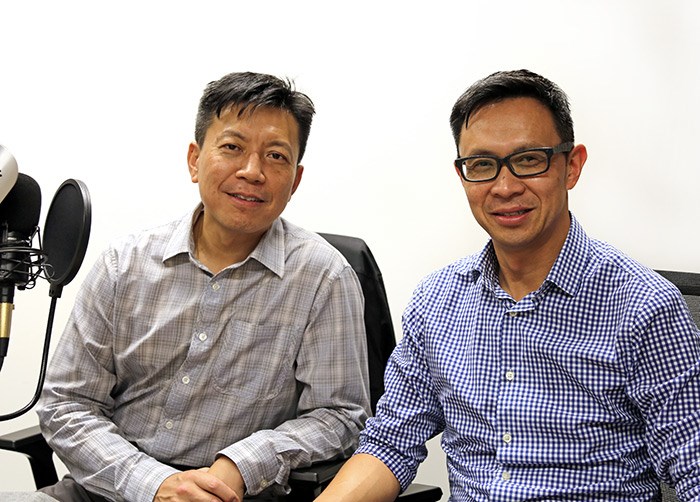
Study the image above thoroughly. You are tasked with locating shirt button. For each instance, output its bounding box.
[502,470,511,481]
[211,283,221,291]
[198,332,207,341]
[505,370,515,381]
[182,375,190,385]
[503,432,512,444]
[165,420,174,430]
[508,311,518,317]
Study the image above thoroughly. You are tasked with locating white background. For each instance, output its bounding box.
[1,1,699,498]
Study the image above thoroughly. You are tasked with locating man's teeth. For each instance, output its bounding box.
[233,194,261,202]
[501,210,527,216]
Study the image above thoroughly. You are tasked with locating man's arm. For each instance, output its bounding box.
[205,456,245,500]
[315,454,400,502]
[629,286,700,498]
[37,252,184,501]
[217,264,371,495]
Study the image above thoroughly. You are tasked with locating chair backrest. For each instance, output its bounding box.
[656,270,700,327]
[654,270,700,502]
[319,233,396,413]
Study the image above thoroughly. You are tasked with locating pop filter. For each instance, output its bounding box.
[43,179,91,298]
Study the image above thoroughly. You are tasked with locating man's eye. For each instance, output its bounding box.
[269,152,288,162]
[466,158,496,169]
[223,144,240,151]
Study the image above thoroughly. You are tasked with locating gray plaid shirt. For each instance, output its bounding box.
[38,206,370,501]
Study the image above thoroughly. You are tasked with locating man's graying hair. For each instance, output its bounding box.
[195,72,315,163]
[449,69,574,152]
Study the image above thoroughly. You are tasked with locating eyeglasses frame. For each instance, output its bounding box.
[454,142,575,182]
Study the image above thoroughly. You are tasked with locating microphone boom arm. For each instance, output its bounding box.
[0,294,57,420]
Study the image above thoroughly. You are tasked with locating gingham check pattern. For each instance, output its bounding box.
[358,215,700,501]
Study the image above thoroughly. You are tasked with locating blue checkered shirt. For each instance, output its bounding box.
[358,215,700,501]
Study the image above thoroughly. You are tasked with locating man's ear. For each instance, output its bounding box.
[565,144,587,190]
[290,165,304,198]
[187,142,200,183]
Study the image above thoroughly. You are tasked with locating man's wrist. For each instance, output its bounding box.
[209,455,246,498]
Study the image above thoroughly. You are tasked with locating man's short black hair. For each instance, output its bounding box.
[195,72,315,162]
[449,69,574,152]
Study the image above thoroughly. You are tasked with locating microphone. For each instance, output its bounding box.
[0,172,91,420]
[0,173,42,365]
[0,145,19,203]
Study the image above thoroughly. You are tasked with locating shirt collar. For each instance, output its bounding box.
[544,214,590,297]
[459,213,591,297]
[247,218,285,278]
[162,206,198,262]
[162,203,285,278]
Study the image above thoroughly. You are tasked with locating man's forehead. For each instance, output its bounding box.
[467,96,547,123]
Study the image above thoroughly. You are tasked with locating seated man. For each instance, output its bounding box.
[31,71,370,501]
[316,69,700,501]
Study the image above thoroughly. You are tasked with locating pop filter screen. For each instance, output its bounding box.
[43,179,91,296]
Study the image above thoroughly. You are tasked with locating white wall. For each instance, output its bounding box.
[1,1,698,497]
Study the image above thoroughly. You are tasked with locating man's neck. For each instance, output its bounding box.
[492,213,573,301]
[495,251,555,302]
[493,236,567,302]
[193,213,263,275]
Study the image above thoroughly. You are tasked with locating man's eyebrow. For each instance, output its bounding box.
[266,139,293,152]
[462,143,549,156]
[217,130,247,141]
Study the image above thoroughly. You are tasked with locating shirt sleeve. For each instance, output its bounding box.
[218,264,371,496]
[626,285,700,500]
[354,281,445,492]
[37,249,177,502]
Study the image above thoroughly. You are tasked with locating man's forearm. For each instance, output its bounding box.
[315,453,400,502]
[208,456,246,499]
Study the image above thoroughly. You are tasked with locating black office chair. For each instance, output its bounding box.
[286,233,442,500]
[0,233,442,501]
[655,269,700,502]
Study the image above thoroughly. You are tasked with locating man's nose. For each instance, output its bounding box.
[490,164,525,196]
[236,153,265,183]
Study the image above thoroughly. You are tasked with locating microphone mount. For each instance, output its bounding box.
[0,225,47,293]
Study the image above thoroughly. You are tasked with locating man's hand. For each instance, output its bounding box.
[154,469,241,502]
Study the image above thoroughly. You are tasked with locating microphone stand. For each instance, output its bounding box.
[0,238,62,421]
[0,294,57,421]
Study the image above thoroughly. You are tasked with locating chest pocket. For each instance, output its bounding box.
[213,319,302,400]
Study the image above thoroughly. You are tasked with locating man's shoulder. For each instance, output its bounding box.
[110,218,180,251]
[102,213,187,268]
[279,219,351,271]
[586,238,676,296]
[417,252,481,294]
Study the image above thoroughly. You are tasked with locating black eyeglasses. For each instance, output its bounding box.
[454,142,574,182]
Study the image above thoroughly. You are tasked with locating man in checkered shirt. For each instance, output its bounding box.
[316,70,700,501]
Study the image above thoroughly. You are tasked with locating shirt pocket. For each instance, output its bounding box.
[213,319,302,400]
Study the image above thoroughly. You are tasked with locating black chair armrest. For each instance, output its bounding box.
[287,458,345,499]
[399,483,443,501]
[1,427,443,501]
[0,424,59,488]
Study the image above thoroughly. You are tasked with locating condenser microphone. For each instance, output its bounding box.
[0,173,42,363]
[0,145,19,204]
